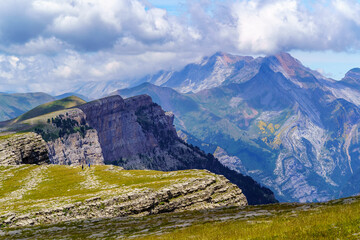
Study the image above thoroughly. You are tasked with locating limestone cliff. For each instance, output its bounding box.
[0,133,49,165]
[47,129,104,165]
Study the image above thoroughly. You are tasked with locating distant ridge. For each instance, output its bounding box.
[0,92,54,122]
[15,96,86,123]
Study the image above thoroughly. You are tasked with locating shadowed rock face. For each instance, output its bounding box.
[78,95,178,164]
[0,133,50,165]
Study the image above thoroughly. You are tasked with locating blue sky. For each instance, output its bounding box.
[0,0,360,94]
[147,0,185,15]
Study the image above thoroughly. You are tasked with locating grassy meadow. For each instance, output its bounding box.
[0,163,359,240]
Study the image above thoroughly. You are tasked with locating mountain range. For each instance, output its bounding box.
[113,52,360,202]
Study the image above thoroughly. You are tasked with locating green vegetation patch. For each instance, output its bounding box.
[15,96,86,123]
[0,132,24,141]
[136,198,360,240]
[0,165,37,197]
[3,196,360,239]
[0,165,209,216]
[94,167,208,190]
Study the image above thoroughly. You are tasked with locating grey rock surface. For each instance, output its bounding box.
[0,133,49,165]
[47,129,104,165]
[1,172,247,228]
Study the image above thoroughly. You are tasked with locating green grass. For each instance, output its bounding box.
[15,96,86,123]
[23,165,89,201]
[95,167,208,190]
[2,194,360,239]
[0,133,24,140]
[0,165,37,197]
[136,199,360,240]
[0,164,359,239]
[0,165,208,215]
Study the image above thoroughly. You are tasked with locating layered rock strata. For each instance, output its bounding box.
[47,129,104,165]
[0,133,49,165]
[0,171,247,228]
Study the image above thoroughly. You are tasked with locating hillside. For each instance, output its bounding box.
[15,96,86,123]
[116,52,360,203]
[0,92,54,122]
[1,190,359,239]
[0,165,247,228]
[0,96,87,136]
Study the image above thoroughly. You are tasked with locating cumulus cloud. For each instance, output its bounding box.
[186,0,360,54]
[0,0,360,95]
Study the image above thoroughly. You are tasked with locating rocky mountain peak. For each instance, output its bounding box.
[342,68,360,85]
[265,52,308,78]
[210,52,254,66]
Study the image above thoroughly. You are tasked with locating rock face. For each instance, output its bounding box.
[0,133,49,165]
[214,147,247,174]
[77,95,177,164]
[47,129,104,165]
[341,68,360,86]
[0,166,247,228]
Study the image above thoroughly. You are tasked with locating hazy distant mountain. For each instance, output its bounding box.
[72,79,135,99]
[55,92,91,102]
[116,52,360,203]
[0,92,55,121]
[141,52,259,93]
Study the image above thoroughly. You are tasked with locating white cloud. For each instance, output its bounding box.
[0,0,359,95]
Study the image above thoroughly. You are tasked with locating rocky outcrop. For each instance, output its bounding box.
[0,133,49,165]
[0,169,247,228]
[46,129,104,165]
[214,147,248,175]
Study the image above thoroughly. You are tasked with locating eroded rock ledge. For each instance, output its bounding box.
[0,167,247,228]
[0,133,49,165]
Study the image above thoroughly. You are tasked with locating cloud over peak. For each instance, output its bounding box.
[0,0,360,94]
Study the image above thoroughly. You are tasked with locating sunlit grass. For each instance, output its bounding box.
[0,165,37,197]
[137,198,360,240]
[0,165,208,215]
[2,165,360,239]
